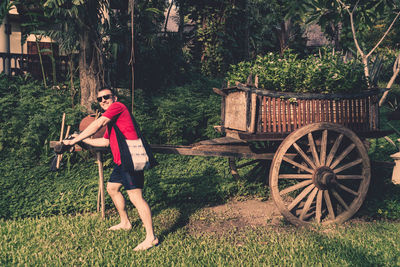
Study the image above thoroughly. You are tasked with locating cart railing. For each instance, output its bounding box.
[215,84,386,136]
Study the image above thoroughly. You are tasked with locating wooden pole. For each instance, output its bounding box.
[56,113,66,169]
[58,125,71,165]
[96,151,105,219]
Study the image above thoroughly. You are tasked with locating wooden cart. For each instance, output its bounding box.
[153,83,391,226]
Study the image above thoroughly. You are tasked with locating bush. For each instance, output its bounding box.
[0,74,85,161]
[0,75,227,219]
[226,49,369,93]
[134,77,221,145]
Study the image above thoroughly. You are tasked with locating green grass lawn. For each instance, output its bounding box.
[1,207,400,266]
[1,151,400,266]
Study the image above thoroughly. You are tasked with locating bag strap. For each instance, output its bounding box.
[107,110,158,171]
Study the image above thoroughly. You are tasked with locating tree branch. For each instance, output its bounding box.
[367,11,400,58]
[379,53,400,106]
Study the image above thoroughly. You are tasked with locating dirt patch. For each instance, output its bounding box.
[186,198,284,235]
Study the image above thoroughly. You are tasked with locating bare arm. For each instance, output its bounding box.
[63,116,111,146]
[82,137,110,147]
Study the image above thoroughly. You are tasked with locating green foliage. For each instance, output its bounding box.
[0,157,105,219]
[226,49,369,93]
[0,74,84,160]
[134,78,221,145]
[374,48,400,85]
[0,0,12,25]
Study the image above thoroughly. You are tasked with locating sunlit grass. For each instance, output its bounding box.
[1,208,400,266]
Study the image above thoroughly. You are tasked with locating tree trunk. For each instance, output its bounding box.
[361,56,370,87]
[79,31,101,112]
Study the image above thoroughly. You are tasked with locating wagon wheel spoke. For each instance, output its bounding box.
[336,175,364,180]
[299,187,319,220]
[320,130,328,166]
[331,189,350,211]
[333,158,363,174]
[329,144,356,169]
[315,190,323,223]
[293,142,317,170]
[324,190,335,220]
[308,133,321,167]
[282,156,313,173]
[279,180,313,195]
[287,184,315,211]
[336,182,359,196]
[278,174,313,179]
[326,134,344,167]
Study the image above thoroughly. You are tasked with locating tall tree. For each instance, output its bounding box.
[16,0,109,111]
[43,0,109,111]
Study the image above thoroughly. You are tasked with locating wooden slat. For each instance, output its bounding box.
[277,98,282,132]
[309,100,313,125]
[333,100,337,124]
[288,101,292,132]
[258,95,262,132]
[282,100,287,132]
[297,99,302,128]
[337,100,341,124]
[271,98,276,133]
[267,97,271,132]
[360,98,365,129]
[349,99,354,126]
[311,100,316,124]
[302,100,306,127]
[354,99,358,130]
[325,100,329,122]
[263,96,267,132]
[293,101,298,130]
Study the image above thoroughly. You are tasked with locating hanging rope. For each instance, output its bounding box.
[128,0,135,112]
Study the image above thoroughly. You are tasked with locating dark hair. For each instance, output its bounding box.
[99,87,115,96]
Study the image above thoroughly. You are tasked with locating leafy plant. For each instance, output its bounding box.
[226,48,369,93]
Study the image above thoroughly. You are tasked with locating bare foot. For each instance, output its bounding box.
[108,223,132,231]
[133,237,159,251]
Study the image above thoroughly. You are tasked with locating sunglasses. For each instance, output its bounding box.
[97,94,113,102]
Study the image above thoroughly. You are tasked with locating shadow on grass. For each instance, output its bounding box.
[144,162,231,240]
[304,227,397,266]
[358,164,400,220]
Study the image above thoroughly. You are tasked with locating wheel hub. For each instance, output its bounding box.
[313,166,336,189]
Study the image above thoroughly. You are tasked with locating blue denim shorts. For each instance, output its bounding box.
[109,164,144,190]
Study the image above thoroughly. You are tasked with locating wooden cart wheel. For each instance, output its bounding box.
[228,141,275,182]
[269,122,371,226]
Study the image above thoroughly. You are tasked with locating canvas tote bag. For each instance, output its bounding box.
[126,138,150,171]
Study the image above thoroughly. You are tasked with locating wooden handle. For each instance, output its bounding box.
[56,113,66,169]
[64,125,71,139]
[59,113,66,142]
